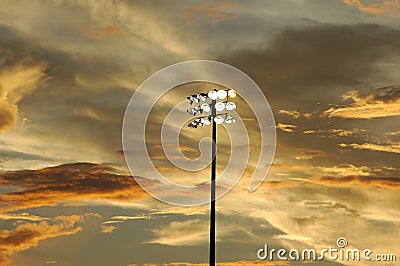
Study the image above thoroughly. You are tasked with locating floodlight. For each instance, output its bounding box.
[199,93,208,102]
[215,102,225,112]
[208,90,218,100]
[217,90,227,100]
[201,103,211,113]
[214,115,224,124]
[225,115,235,124]
[201,116,212,126]
[228,89,237,98]
[225,102,236,111]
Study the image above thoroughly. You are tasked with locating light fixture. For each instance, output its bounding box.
[225,102,236,111]
[188,121,197,129]
[199,93,208,102]
[208,90,218,100]
[201,116,212,126]
[215,102,225,112]
[217,90,227,100]
[195,118,203,126]
[228,89,237,98]
[225,115,235,124]
[214,115,224,124]
[184,89,238,266]
[192,94,200,103]
[201,103,211,113]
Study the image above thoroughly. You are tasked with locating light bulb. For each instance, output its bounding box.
[201,103,211,113]
[225,102,236,111]
[228,89,237,98]
[215,102,225,112]
[208,90,218,100]
[214,115,224,124]
[201,117,211,126]
[193,95,200,103]
[217,90,227,100]
[199,93,208,102]
[225,115,235,124]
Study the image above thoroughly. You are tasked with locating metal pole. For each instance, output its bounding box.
[209,99,216,266]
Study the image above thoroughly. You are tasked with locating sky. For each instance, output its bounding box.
[0,0,399,265]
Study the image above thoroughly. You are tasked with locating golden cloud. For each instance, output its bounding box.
[303,128,366,137]
[276,123,296,133]
[278,109,301,119]
[0,214,96,265]
[317,175,400,190]
[323,86,400,119]
[339,142,400,154]
[0,58,47,133]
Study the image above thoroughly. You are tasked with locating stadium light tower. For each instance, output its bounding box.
[186,88,237,266]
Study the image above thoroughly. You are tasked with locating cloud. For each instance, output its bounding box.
[0,56,47,133]
[343,0,400,15]
[101,225,116,234]
[323,85,400,119]
[278,109,301,118]
[339,142,400,154]
[182,2,242,23]
[0,213,48,222]
[0,163,150,213]
[102,214,154,225]
[0,214,95,265]
[146,219,210,246]
[276,123,296,133]
[316,175,400,189]
[386,130,400,136]
[303,128,366,137]
[224,24,400,108]
[317,164,373,177]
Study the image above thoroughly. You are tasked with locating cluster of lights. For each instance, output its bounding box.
[187,93,208,105]
[187,114,235,128]
[186,89,237,128]
[187,116,212,128]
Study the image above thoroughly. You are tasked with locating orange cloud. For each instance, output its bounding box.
[183,2,241,23]
[0,163,150,213]
[323,85,400,119]
[101,225,116,234]
[0,214,95,265]
[343,0,400,15]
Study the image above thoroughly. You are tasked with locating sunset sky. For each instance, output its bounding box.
[0,0,400,265]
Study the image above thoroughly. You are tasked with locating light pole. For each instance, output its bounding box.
[186,88,237,266]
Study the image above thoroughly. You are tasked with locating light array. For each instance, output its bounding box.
[186,89,237,128]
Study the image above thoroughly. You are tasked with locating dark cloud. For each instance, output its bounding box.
[0,163,149,213]
[223,23,400,109]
